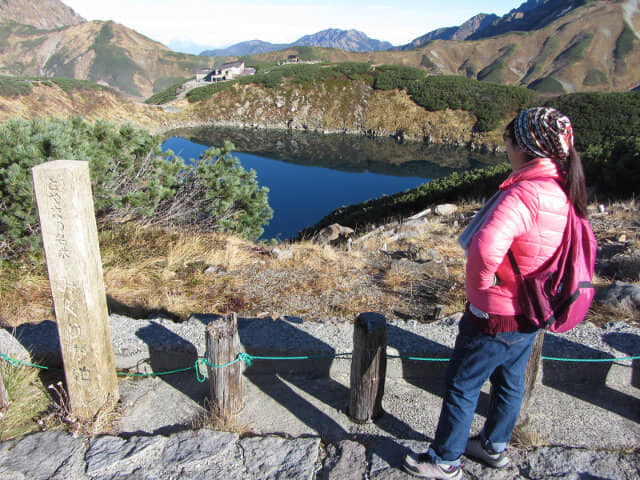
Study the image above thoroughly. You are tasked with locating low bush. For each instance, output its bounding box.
[543,91,640,150]
[614,22,635,60]
[372,65,426,90]
[528,76,565,93]
[0,118,272,258]
[582,136,640,198]
[407,75,535,131]
[582,69,609,87]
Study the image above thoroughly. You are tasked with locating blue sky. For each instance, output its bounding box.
[63,0,523,53]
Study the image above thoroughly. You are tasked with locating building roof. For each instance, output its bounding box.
[221,61,245,69]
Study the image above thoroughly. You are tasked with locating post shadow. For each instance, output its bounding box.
[238,316,424,443]
[135,323,208,405]
[7,321,66,387]
[541,333,639,422]
[386,322,492,420]
[602,331,640,388]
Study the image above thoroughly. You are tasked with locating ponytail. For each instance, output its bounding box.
[565,148,588,218]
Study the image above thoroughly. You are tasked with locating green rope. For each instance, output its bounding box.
[405,356,450,362]
[540,355,640,362]
[0,353,49,369]
[117,366,195,377]
[2,352,639,385]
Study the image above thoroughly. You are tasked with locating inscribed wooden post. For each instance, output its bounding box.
[349,312,387,423]
[32,160,119,420]
[206,313,243,418]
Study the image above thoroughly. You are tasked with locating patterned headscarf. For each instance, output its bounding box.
[513,107,574,160]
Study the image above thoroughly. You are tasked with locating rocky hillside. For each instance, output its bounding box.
[0,0,84,29]
[0,20,213,98]
[467,0,587,40]
[0,78,170,131]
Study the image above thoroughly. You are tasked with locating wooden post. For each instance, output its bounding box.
[206,312,243,418]
[517,330,545,425]
[487,330,545,426]
[32,160,119,420]
[0,371,9,411]
[348,312,387,423]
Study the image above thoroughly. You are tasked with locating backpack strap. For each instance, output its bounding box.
[507,249,521,275]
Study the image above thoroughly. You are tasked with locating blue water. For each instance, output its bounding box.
[163,136,429,240]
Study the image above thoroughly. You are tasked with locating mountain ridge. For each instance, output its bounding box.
[0,0,84,29]
[200,28,393,57]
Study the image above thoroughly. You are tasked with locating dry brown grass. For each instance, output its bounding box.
[510,423,548,450]
[38,381,121,437]
[1,200,637,328]
[191,399,253,436]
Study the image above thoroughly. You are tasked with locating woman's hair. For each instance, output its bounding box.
[504,108,587,217]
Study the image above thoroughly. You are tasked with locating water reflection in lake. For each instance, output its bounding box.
[162,127,504,240]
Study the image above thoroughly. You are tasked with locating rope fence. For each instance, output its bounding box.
[2,351,639,383]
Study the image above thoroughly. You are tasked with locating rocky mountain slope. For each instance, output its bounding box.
[396,14,500,50]
[200,28,392,57]
[0,19,213,98]
[0,0,84,29]
[240,0,639,93]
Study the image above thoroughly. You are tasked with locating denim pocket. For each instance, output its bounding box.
[494,330,535,347]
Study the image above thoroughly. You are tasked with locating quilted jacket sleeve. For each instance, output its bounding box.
[466,181,540,291]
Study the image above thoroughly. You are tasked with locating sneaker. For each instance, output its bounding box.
[464,436,510,468]
[403,452,463,479]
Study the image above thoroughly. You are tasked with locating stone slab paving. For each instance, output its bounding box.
[1,429,638,479]
[2,315,639,478]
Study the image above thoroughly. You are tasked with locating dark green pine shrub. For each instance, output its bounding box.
[0,118,272,258]
[407,75,534,131]
[372,65,426,90]
[614,22,636,60]
[543,91,640,150]
[582,69,609,87]
[581,136,640,198]
[528,76,566,93]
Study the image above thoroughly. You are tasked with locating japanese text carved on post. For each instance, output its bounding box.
[32,160,118,420]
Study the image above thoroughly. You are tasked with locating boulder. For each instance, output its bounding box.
[434,204,457,216]
[595,281,640,312]
[314,223,355,245]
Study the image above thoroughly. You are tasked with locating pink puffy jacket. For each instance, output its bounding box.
[466,157,569,316]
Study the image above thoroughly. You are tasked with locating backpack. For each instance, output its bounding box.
[507,204,597,332]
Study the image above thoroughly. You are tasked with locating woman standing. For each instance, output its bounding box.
[403,107,588,479]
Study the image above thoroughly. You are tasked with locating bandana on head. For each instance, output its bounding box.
[513,107,574,160]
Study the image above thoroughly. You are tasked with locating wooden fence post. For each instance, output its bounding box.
[0,371,9,411]
[349,312,387,423]
[487,330,545,427]
[517,330,545,426]
[206,312,243,418]
[32,160,119,421]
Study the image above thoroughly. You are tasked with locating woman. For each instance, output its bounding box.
[403,107,588,479]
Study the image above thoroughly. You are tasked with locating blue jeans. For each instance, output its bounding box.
[427,312,538,466]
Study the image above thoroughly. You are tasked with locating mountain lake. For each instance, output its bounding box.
[162,127,506,240]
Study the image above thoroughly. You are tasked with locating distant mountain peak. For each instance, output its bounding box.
[0,0,85,29]
[201,28,393,57]
[293,28,392,52]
